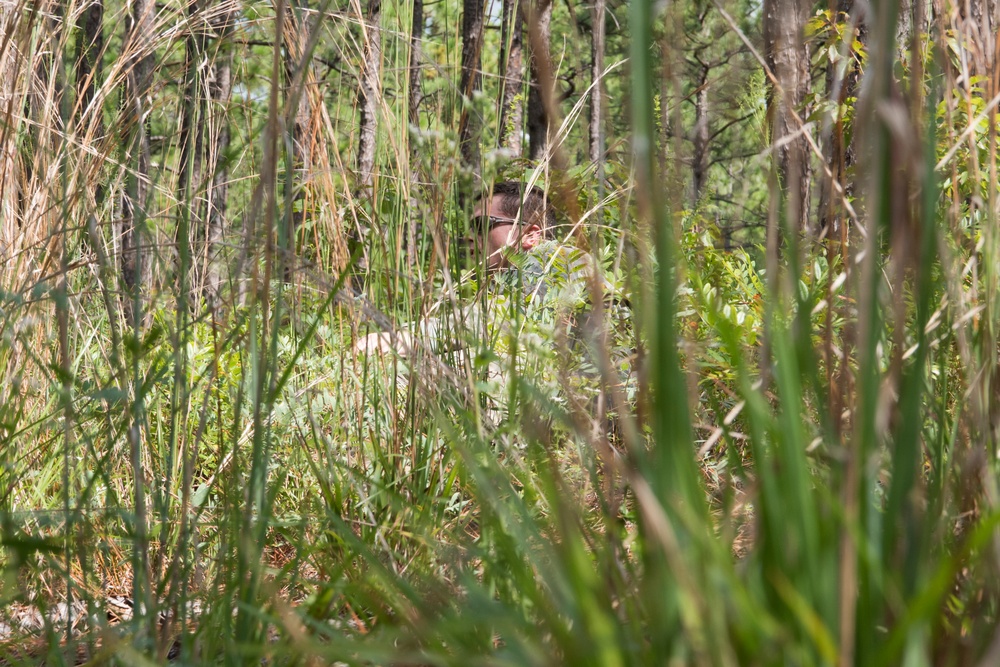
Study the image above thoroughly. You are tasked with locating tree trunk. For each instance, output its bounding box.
[283,5,313,280]
[183,0,237,310]
[75,0,105,210]
[589,0,604,167]
[408,0,423,128]
[0,5,16,244]
[120,0,156,327]
[357,0,382,191]
[279,5,349,274]
[407,0,424,264]
[20,0,64,231]
[691,73,709,206]
[498,0,523,155]
[527,0,553,160]
[763,0,811,231]
[896,0,912,54]
[178,0,207,309]
[75,0,104,131]
[819,0,864,238]
[459,0,485,172]
[965,0,996,81]
[30,2,60,126]
[895,0,931,63]
[202,9,235,309]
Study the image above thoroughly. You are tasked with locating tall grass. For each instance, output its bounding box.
[0,0,998,664]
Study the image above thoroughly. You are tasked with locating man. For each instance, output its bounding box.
[354,181,564,356]
[354,181,632,422]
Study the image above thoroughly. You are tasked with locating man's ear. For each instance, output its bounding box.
[520,224,543,250]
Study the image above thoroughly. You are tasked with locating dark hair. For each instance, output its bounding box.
[487,181,557,238]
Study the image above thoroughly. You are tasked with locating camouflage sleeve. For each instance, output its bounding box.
[413,298,489,355]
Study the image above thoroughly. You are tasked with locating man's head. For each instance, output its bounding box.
[470,182,556,271]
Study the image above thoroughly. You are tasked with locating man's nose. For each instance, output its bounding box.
[462,232,482,252]
[456,234,479,263]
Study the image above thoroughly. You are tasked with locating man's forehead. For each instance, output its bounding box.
[473,194,506,216]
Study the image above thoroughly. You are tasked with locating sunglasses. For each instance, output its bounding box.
[472,214,519,232]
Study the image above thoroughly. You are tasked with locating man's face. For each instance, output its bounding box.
[470,197,518,271]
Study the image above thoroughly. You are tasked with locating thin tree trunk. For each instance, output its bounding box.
[75,0,105,208]
[284,5,312,280]
[894,0,929,69]
[21,0,64,230]
[0,5,16,248]
[588,0,604,167]
[181,0,234,310]
[966,0,996,81]
[818,19,845,240]
[896,0,913,53]
[357,0,382,191]
[459,0,485,172]
[119,0,156,634]
[407,0,423,264]
[30,1,58,126]
[819,0,865,238]
[691,73,709,206]
[763,0,811,231]
[498,0,523,155]
[178,0,206,308]
[280,5,349,273]
[203,10,235,309]
[527,0,553,160]
[408,0,423,128]
[120,0,156,327]
[75,0,104,130]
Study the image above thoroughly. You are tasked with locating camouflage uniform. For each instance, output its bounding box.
[414,240,634,429]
